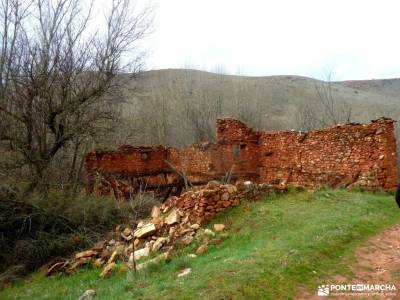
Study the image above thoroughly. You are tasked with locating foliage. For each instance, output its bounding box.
[0,190,159,284]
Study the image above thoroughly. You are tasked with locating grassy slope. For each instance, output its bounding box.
[1,189,400,300]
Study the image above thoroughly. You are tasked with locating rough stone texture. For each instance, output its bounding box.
[85,117,397,200]
[258,118,397,190]
[133,223,156,239]
[85,145,182,200]
[162,183,281,224]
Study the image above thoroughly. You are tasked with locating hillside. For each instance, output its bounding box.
[118,69,400,147]
[1,189,399,299]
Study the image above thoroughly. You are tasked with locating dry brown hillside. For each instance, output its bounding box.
[114,69,400,147]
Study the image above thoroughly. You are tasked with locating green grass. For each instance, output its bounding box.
[1,189,399,300]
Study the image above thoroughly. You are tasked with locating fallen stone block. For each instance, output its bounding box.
[213,224,225,232]
[135,252,170,270]
[134,223,156,239]
[134,247,150,260]
[100,262,116,278]
[78,289,96,300]
[153,237,168,252]
[165,209,180,225]
[151,206,161,219]
[107,251,118,264]
[75,250,97,260]
[92,258,104,268]
[196,244,208,256]
[177,268,191,277]
[67,257,91,273]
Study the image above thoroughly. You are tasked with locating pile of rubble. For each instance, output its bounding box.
[46,205,222,278]
[47,182,284,278]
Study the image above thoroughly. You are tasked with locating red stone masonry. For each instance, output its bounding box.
[258,118,397,190]
[85,117,397,200]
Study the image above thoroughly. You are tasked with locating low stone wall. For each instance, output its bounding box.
[162,183,283,224]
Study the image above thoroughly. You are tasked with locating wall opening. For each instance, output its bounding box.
[232,144,241,158]
[141,152,149,161]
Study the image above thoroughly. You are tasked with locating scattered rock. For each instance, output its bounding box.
[121,228,133,241]
[153,237,168,252]
[136,251,170,270]
[204,229,215,237]
[67,257,91,273]
[46,260,68,276]
[136,221,144,228]
[107,251,118,264]
[123,227,132,236]
[165,209,180,225]
[177,268,191,277]
[195,244,208,256]
[180,235,194,246]
[169,226,176,237]
[78,289,96,300]
[114,244,125,254]
[134,247,150,260]
[190,223,200,230]
[151,206,161,219]
[127,253,134,268]
[75,250,97,260]
[92,258,104,268]
[125,243,133,254]
[100,263,116,278]
[146,241,155,252]
[134,223,156,239]
[213,224,225,232]
[100,249,111,261]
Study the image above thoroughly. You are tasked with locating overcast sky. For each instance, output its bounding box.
[143,0,400,80]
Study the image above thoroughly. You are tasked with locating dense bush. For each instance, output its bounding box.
[0,188,160,284]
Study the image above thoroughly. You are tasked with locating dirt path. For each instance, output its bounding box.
[299,224,400,299]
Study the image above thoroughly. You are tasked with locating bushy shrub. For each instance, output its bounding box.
[0,189,160,284]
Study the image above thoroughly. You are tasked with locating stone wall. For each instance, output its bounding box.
[85,145,182,199]
[85,117,397,200]
[162,183,282,224]
[258,118,397,190]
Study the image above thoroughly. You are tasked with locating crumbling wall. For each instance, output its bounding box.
[178,142,219,183]
[216,119,260,181]
[85,117,397,200]
[85,145,182,200]
[258,118,397,190]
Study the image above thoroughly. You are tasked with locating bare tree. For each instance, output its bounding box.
[297,70,352,131]
[0,0,152,193]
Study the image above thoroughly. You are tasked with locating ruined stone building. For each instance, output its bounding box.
[85,117,397,200]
